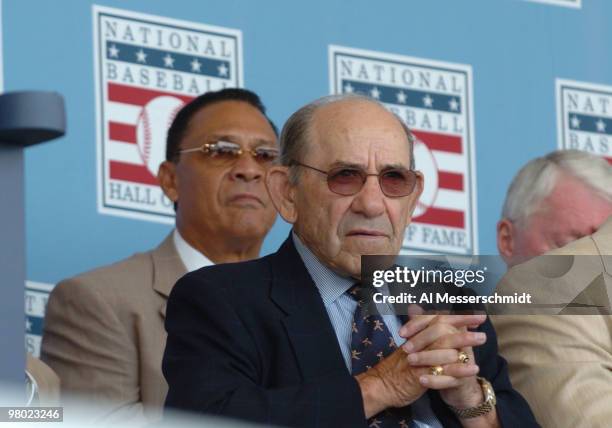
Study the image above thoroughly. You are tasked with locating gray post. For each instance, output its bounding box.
[0,91,65,386]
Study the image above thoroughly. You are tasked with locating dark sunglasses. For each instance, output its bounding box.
[290,160,419,198]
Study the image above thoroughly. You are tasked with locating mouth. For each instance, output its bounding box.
[228,193,264,206]
[346,230,388,238]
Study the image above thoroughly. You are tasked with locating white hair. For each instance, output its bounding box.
[501,149,612,226]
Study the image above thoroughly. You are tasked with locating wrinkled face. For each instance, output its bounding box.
[292,100,423,277]
[505,173,612,267]
[167,100,278,245]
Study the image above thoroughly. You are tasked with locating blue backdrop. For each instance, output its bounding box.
[2,0,610,353]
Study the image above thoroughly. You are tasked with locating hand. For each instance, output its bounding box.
[355,345,426,418]
[399,309,487,409]
[356,310,487,417]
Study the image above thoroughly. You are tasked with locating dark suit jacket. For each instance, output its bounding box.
[163,236,539,427]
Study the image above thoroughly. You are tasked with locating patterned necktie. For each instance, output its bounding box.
[348,283,415,428]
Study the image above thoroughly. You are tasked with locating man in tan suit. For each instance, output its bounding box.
[491,150,612,428]
[41,88,279,424]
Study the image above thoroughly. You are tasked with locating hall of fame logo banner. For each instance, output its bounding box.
[329,46,478,255]
[25,281,54,358]
[93,5,242,223]
[557,79,612,164]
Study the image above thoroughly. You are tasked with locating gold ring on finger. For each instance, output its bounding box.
[430,365,444,376]
[458,351,469,364]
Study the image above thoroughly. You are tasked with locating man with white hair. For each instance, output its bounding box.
[492,149,612,427]
[496,149,612,268]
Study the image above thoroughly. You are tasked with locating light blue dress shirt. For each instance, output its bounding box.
[292,233,442,428]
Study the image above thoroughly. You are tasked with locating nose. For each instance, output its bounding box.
[350,175,386,218]
[229,152,264,182]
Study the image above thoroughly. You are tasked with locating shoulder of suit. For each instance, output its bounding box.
[548,236,597,256]
[52,248,156,299]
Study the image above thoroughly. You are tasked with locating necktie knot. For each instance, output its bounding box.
[347,282,369,304]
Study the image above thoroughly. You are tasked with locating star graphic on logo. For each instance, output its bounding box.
[135,49,147,63]
[396,90,407,104]
[344,83,355,93]
[370,87,381,99]
[351,349,361,360]
[570,115,580,129]
[423,94,433,108]
[449,98,459,111]
[25,318,32,332]
[163,54,175,68]
[376,351,384,361]
[596,119,607,132]
[108,44,119,58]
[191,58,202,72]
[218,63,229,77]
[362,337,373,347]
[373,320,384,331]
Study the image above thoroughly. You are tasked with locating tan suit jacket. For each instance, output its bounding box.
[41,232,186,424]
[492,216,612,428]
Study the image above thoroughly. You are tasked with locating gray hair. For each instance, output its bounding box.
[278,93,416,183]
[502,149,612,226]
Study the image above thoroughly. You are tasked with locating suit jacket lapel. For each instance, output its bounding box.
[151,231,188,318]
[270,237,349,381]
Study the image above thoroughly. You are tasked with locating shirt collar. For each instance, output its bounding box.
[292,232,354,306]
[173,229,214,272]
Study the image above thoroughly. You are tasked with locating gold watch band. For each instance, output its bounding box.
[448,377,497,419]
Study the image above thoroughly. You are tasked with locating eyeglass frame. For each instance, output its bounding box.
[289,160,421,198]
[177,140,280,163]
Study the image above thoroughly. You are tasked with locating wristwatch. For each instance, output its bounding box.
[448,377,496,419]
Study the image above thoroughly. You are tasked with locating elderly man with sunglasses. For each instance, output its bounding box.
[41,88,279,424]
[163,94,538,428]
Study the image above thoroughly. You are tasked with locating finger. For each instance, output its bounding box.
[430,314,487,329]
[430,331,487,350]
[419,374,462,390]
[402,323,458,353]
[400,312,485,339]
[406,349,459,366]
[440,363,480,378]
[399,314,437,339]
[407,304,425,317]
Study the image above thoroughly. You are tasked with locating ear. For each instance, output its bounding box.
[158,161,179,202]
[265,166,298,224]
[497,218,515,264]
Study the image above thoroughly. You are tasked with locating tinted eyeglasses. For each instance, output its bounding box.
[178,140,279,165]
[290,160,419,198]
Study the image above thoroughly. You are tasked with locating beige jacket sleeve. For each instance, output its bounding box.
[493,314,612,428]
[41,278,146,424]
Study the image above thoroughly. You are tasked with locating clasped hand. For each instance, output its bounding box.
[356,307,487,417]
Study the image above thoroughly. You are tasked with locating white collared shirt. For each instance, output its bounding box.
[172,229,214,272]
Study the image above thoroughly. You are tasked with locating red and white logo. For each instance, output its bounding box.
[330,46,478,255]
[94,6,242,222]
